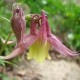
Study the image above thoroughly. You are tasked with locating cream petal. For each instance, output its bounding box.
[27,39,51,63]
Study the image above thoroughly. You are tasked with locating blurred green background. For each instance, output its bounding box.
[0,0,80,55]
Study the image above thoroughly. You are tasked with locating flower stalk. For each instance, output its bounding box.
[0,31,13,55]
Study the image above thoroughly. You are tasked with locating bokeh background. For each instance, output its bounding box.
[0,0,80,80]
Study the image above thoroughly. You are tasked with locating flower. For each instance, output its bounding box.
[26,10,79,62]
[0,6,79,63]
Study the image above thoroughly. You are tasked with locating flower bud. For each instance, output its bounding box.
[11,8,26,45]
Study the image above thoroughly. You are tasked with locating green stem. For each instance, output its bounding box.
[0,31,13,55]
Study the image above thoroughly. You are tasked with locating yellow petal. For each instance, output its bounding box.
[27,39,51,63]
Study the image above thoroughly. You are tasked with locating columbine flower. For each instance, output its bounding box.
[0,7,79,63]
[26,10,79,62]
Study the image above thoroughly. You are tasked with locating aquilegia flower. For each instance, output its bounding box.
[0,6,79,62]
[26,10,79,62]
